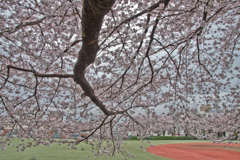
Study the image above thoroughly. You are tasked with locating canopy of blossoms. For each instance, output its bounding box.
[0,0,239,157]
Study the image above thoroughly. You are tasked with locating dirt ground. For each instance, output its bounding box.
[147,143,240,160]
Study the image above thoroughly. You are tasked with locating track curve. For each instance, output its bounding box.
[147,143,240,160]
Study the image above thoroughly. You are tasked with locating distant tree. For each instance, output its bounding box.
[0,0,240,157]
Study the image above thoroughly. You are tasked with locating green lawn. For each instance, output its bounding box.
[0,140,209,160]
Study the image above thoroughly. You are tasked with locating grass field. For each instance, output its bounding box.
[0,140,209,160]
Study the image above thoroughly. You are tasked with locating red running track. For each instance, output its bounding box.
[147,143,240,160]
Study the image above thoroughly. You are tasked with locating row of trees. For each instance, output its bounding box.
[122,111,240,141]
[0,0,240,158]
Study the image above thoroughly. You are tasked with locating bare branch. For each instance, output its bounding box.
[100,0,164,46]
[0,17,46,36]
[7,65,74,78]
[63,39,82,53]
[75,116,109,144]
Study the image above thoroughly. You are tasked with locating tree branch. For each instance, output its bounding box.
[100,0,164,46]
[7,65,74,78]
[0,17,46,36]
[74,0,119,116]
[75,116,109,144]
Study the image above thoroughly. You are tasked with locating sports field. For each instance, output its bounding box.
[2,140,239,160]
[0,140,208,160]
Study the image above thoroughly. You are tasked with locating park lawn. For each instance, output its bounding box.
[0,140,209,160]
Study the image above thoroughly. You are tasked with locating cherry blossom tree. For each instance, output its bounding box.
[0,0,240,157]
